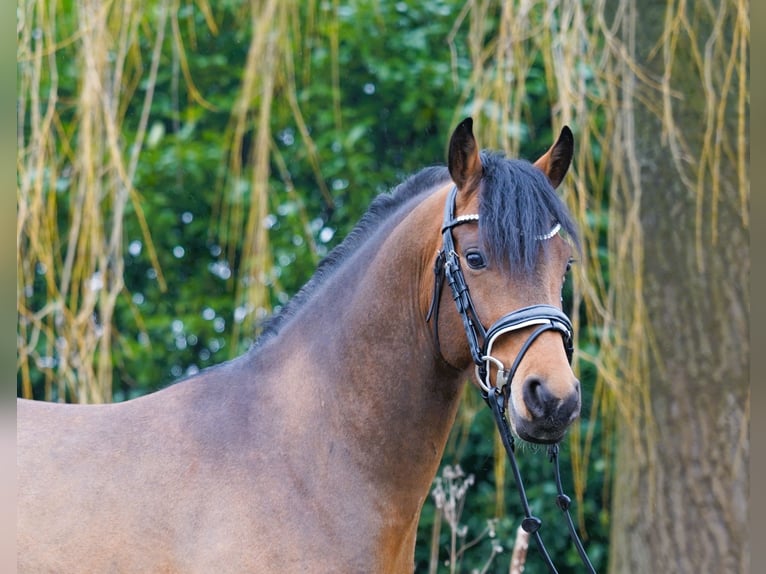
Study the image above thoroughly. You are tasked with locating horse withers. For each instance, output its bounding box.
[17,118,581,572]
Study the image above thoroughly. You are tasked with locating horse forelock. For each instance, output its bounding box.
[478,152,580,274]
[254,166,451,346]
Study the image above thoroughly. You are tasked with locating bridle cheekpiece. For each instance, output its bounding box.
[427,185,574,396]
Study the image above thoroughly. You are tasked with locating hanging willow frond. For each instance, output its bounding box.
[17,0,176,403]
[212,0,336,348]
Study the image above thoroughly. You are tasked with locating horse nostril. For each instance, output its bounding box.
[522,377,554,419]
[561,381,581,421]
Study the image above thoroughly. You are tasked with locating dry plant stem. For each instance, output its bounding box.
[509,525,530,574]
[428,507,443,574]
[17,0,178,403]
[218,0,334,345]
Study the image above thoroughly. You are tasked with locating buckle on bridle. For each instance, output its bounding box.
[475,355,507,395]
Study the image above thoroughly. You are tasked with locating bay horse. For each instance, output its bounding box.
[17,118,582,573]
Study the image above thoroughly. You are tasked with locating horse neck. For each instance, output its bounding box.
[255,183,466,507]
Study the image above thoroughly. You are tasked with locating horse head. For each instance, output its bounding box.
[431,117,580,444]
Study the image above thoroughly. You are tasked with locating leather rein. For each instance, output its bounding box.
[426,185,596,573]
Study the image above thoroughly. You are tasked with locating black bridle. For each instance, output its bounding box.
[427,185,596,573]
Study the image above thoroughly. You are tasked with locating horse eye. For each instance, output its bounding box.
[565,258,574,274]
[465,250,486,269]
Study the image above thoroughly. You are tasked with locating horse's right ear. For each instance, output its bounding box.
[448,117,483,192]
[533,126,574,189]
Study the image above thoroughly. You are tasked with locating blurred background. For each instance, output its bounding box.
[16,1,748,572]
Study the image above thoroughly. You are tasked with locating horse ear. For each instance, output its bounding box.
[533,126,574,189]
[448,117,483,192]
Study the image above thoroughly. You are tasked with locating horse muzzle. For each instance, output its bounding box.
[476,305,579,444]
[510,374,581,444]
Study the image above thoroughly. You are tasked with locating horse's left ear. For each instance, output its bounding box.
[533,126,574,189]
[448,117,483,192]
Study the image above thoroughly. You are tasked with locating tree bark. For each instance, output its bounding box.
[607,1,749,572]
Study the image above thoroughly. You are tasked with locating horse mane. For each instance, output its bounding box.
[253,166,452,346]
[478,152,580,273]
[253,152,579,346]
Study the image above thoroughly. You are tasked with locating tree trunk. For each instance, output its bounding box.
[607,1,749,572]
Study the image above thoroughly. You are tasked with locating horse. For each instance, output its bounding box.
[17,117,582,573]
